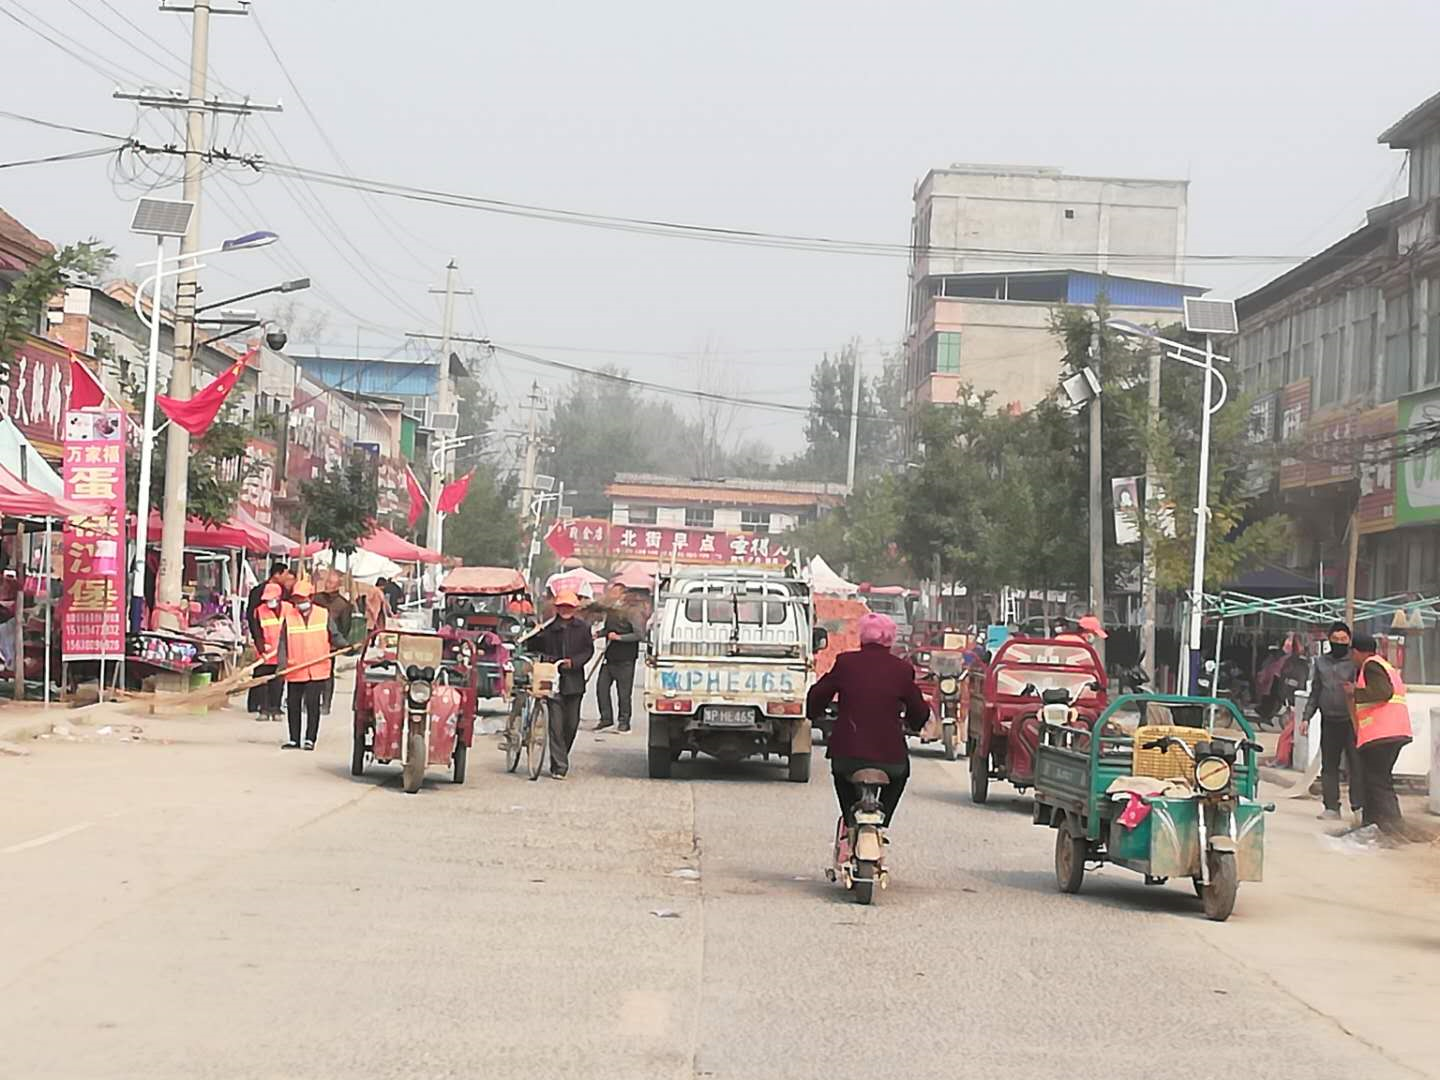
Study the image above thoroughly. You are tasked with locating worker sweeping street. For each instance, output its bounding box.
[251,582,286,723]
[276,580,349,751]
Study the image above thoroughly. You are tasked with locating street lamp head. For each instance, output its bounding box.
[279,277,311,293]
[221,230,279,252]
[1105,318,1155,340]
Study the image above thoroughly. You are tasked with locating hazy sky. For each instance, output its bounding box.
[4,0,1439,455]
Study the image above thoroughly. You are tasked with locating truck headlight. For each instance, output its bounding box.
[939,677,959,696]
[408,681,433,706]
[1195,756,1232,793]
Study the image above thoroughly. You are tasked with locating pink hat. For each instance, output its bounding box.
[859,612,898,648]
[1078,614,1107,639]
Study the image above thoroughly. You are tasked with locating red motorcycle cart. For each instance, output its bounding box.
[437,566,534,705]
[968,637,1106,802]
[910,644,973,760]
[352,629,480,793]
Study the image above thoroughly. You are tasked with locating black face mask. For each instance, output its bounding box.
[1329,642,1349,658]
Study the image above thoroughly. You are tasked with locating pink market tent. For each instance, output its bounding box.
[0,464,101,518]
[609,561,657,590]
[233,507,299,555]
[304,525,443,565]
[129,510,270,553]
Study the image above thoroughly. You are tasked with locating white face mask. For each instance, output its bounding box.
[298,600,312,612]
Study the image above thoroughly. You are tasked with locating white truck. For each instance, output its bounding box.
[644,567,826,782]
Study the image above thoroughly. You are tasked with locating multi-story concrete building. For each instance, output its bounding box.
[902,165,1197,428]
[606,473,845,535]
[1236,87,1440,679]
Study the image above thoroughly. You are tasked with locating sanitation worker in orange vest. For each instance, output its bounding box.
[252,582,287,723]
[276,580,349,751]
[1347,633,1414,834]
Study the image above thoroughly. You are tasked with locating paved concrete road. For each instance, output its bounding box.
[0,674,1433,1080]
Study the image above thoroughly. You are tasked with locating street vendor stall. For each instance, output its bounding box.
[0,465,105,702]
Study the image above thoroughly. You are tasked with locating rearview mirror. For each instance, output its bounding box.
[812,627,829,653]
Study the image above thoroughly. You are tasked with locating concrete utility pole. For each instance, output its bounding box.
[845,348,862,492]
[117,1,280,629]
[425,260,468,554]
[517,381,544,526]
[1088,320,1105,663]
[1141,346,1162,681]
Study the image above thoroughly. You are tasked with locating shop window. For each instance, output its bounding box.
[628,504,657,525]
[685,507,714,529]
[740,510,770,533]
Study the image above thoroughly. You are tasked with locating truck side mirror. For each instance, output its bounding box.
[812,627,829,653]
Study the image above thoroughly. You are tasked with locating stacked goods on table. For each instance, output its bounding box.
[814,595,869,676]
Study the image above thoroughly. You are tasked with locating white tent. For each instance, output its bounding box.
[808,554,858,596]
[0,415,63,497]
[310,546,403,584]
[545,565,606,599]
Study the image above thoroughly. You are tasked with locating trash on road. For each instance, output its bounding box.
[0,741,31,756]
[668,868,701,880]
[96,726,113,736]
[1319,824,1384,853]
[649,909,682,918]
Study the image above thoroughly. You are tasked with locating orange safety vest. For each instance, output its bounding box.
[256,607,283,664]
[282,604,333,683]
[1355,655,1412,747]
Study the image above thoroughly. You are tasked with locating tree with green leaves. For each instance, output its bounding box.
[786,472,908,583]
[443,464,521,566]
[778,340,900,483]
[1050,303,1289,593]
[301,452,378,554]
[544,367,687,515]
[0,240,113,373]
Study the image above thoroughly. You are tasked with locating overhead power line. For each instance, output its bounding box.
[259,158,1354,267]
[490,343,901,426]
[0,143,130,170]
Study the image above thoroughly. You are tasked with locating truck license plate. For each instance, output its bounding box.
[704,706,754,727]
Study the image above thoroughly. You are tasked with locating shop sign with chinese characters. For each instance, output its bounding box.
[61,409,126,658]
[549,517,791,567]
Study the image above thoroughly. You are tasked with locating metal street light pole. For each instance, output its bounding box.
[126,211,278,631]
[1107,299,1236,694]
[1184,335,1217,694]
[131,235,168,632]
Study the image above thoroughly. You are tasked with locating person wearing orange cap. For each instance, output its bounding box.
[276,579,348,750]
[251,582,287,723]
[1057,615,1107,647]
[531,590,594,779]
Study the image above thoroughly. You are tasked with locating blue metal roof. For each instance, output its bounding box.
[1065,272,1206,310]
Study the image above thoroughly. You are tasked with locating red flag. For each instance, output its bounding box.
[545,520,575,560]
[156,346,258,436]
[405,466,427,529]
[69,351,107,409]
[437,469,474,514]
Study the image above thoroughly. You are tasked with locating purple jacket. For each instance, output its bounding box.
[806,643,930,763]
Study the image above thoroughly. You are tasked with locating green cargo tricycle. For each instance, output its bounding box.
[1032,692,1274,922]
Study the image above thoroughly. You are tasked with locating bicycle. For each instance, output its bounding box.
[504,656,558,781]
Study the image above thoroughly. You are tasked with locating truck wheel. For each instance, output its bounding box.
[350,730,366,777]
[788,750,811,783]
[452,742,467,784]
[969,749,990,803]
[402,729,426,794]
[648,746,672,779]
[942,722,958,761]
[1055,820,1086,894]
[1200,851,1239,921]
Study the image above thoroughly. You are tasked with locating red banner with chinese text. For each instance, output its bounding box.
[61,409,127,659]
[551,517,791,567]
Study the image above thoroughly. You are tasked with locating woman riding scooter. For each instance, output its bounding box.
[806,612,931,863]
